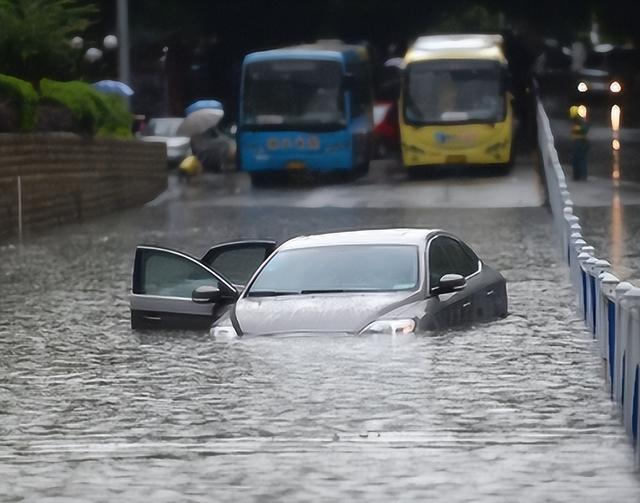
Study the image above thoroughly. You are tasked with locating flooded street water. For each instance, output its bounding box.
[1,162,639,501]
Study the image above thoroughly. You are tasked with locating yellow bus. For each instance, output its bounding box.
[399,34,514,171]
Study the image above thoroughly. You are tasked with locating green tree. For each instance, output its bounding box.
[0,0,97,83]
[433,4,504,34]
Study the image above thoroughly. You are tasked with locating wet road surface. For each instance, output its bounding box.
[1,158,639,501]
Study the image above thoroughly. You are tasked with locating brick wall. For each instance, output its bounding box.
[0,133,167,240]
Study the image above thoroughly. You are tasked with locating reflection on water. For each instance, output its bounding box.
[612,141,621,181]
[610,192,624,271]
[611,104,621,132]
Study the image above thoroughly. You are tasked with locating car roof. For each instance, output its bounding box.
[278,228,439,251]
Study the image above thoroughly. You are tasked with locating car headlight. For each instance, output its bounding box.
[359,319,416,336]
[610,81,622,93]
[577,82,588,93]
[211,324,238,340]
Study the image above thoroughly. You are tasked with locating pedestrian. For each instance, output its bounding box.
[569,105,589,181]
[177,155,202,183]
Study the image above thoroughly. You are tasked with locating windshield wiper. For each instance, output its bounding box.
[300,288,377,294]
[300,289,345,294]
[246,290,299,297]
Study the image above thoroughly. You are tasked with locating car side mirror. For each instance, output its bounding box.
[192,285,222,304]
[434,273,466,295]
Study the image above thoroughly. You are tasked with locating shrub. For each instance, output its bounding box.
[39,78,101,134]
[0,74,38,130]
[97,94,133,138]
[39,79,132,137]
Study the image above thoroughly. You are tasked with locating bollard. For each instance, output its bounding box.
[614,282,634,403]
[581,247,597,326]
[565,214,580,263]
[583,256,599,331]
[572,243,588,303]
[593,260,612,343]
[621,288,640,440]
[599,272,620,390]
[569,239,585,293]
[576,251,591,318]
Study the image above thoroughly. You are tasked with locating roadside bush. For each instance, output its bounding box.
[38,79,132,137]
[0,74,38,131]
[97,94,133,138]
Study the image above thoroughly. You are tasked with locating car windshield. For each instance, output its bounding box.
[145,118,183,136]
[242,59,346,129]
[405,59,504,124]
[247,245,419,295]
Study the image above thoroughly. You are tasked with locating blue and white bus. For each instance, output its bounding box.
[238,41,374,184]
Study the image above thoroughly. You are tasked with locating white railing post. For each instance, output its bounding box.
[600,272,620,389]
[593,260,612,344]
[614,282,634,403]
[622,288,640,441]
[576,250,591,318]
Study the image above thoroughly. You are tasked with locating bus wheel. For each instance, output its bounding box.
[492,160,513,176]
[356,161,370,177]
[250,173,272,187]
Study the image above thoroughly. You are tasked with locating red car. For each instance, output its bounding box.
[373,101,399,158]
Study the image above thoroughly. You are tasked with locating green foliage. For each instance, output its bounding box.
[98,94,134,138]
[0,74,38,130]
[0,0,97,82]
[430,4,504,34]
[39,79,132,137]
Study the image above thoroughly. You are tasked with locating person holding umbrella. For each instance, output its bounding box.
[569,105,589,181]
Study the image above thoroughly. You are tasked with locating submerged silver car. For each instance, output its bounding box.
[130,228,508,336]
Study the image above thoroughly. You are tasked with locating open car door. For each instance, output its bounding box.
[130,240,276,330]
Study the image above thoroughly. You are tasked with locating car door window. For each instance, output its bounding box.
[428,236,480,290]
[438,237,479,277]
[428,238,454,288]
[201,241,275,286]
[206,246,269,285]
[139,250,219,298]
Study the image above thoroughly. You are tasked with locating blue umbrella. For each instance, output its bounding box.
[185,99,223,116]
[93,80,134,97]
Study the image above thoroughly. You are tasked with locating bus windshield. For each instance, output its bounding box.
[405,59,504,124]
[242,59,346,130]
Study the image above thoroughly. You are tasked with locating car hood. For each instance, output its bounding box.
[233,292,417,336]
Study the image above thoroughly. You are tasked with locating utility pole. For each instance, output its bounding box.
[117,0,130,84]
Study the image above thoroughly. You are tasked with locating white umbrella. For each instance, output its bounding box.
[176,108,224,137]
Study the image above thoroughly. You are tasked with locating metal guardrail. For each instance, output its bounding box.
[537,101,640,461]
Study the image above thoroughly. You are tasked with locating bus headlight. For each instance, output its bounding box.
[610,81,622,93]
[577,82,588,93]
[359,319,416,336]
